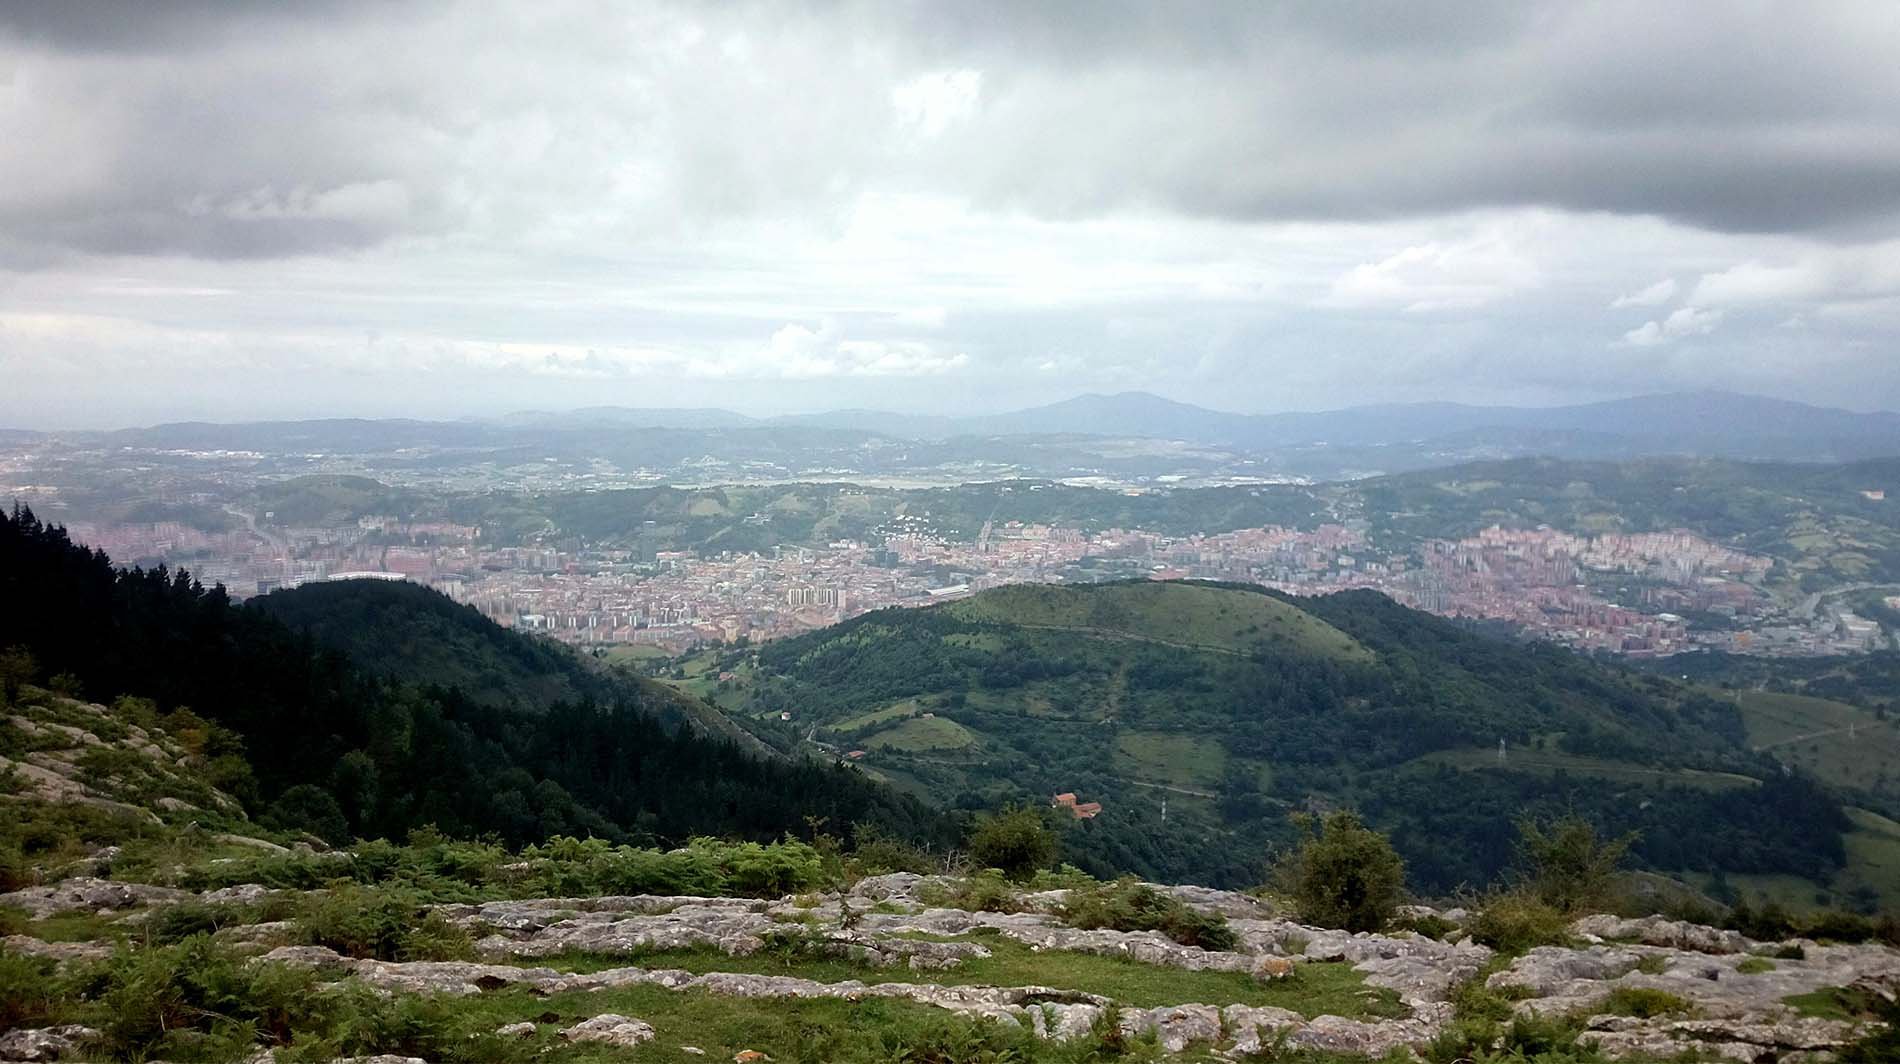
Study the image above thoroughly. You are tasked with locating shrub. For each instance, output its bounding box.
[967,807,1058,882]
[1736,956,1775,975]
[1396,913,1459,941]
[920,869,1024,913]
[0,949,63,1029]
[0,844,25,893]
[1515,815,1634,914]
[397,911,476,962]
[76,935,328,1061]
[1601,987,1692,1018]
[848,825,937,876]
[295,885,425,961]
[143,900,240,945]
[1274,811,1405,933]
[1840,993,1900,1063]
[1060,877,1238,951]
[1467,890,1571,954]
[1725,900,1900,946]
[1448,975,1533,1025]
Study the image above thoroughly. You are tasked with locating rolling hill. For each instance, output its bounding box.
[684,580,1864,901]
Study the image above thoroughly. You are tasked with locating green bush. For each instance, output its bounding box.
[848,825,938,876]
[1467,890,1572,954]
[1396,913,1459,941]
[295,885,427,961]
[1274,811,1405,933]
[1060,876,1238,951]
[142,900,240,945]
[281,982,530,1064]
[1600,987,1692,1018]
[74,936,329,1062]
[1514,815,1633,914]
[398,911,476,962]
[0,844,25,894]
[1736,956,1775,974]
[1725,899,1900,946]
[967,807,1058,882]
[1447,975,1533,1026]
[921,869,1024,913]
[1424,1012,1607,1064]
[0,949,63,1029]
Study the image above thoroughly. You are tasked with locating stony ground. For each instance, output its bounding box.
[4,867,1898,1062]
[3,694,1898,1062]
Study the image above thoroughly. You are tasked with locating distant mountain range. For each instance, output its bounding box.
[15,390,1900,474]
[504,389,1900,462]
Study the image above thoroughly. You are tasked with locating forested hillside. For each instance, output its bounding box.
[0,505,945,849]
[693,581,1857,898]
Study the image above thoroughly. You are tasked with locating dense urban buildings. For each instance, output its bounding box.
[56,507,1870,659]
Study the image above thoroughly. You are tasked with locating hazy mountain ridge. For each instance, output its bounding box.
[45,390,1900,464]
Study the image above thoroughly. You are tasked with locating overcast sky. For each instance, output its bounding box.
[3,1,1899,428]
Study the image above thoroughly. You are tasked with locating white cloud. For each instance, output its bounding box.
[727,321,969,379]
[1692,242,1900,306]
[1622,305,1724,347]
[892,69,983,140]
[1327,228,1542,312]
[1610,277,1676,308]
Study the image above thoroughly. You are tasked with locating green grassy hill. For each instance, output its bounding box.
[689,580,1866,901]
[944,580,1371,660]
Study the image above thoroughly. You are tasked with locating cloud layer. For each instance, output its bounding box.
[1,1,1898,426]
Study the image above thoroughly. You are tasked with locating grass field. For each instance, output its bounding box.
[1114,731,1231,789]
[1719,807,1900,912]
[863,714,979,752]
[830,700,926,732]
[945,581,1371,662]
[600,644,670,665]
[1416,747,1760,792]
[1726,689,1900,794]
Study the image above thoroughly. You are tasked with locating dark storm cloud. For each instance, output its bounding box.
[881,1,1900,235]
[1,0,1897,262]
[0,1,371,52]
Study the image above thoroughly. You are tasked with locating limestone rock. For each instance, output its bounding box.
[0,876,187,918]
[1123,1004,1223,1053]
[0,1025,100,1062]
[562,1013,656,1047]
[1572,914,1753,954]
[203,883,274,905]
[1,934,113,964]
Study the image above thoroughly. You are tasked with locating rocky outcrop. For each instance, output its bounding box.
[0,876,188,918]
[1582,1014,1867,1062]
[0,1025,100,1062]
[1483,934,1900,1059]
[1571,913,1755,954]
[1,935,113,965]
[561,1014,656,1048]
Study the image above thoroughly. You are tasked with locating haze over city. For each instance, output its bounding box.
[4,1,1900,428]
